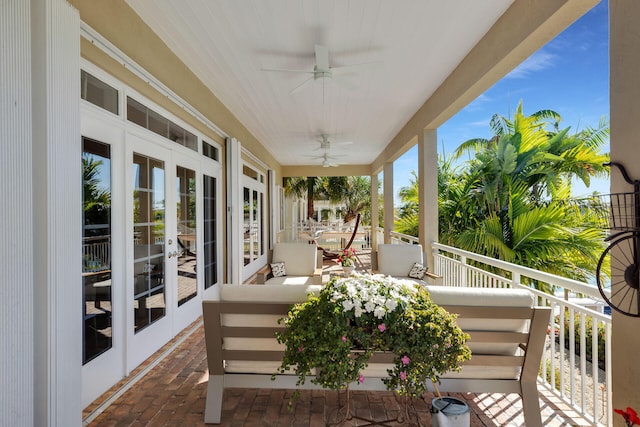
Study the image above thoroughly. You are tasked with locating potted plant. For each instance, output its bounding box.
[275,274,471,404]
[336,247,356,275]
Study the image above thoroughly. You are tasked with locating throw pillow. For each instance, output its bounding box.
[408,262,427,279]
[270,262,286,277]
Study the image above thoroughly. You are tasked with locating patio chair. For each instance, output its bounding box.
[255,242,322,285]
[374,243,443,285]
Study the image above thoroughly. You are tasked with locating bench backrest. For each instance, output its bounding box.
[202,284,550,383]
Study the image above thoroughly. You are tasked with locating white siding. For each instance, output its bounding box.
[31,0,82,425]
[1,1,34,426]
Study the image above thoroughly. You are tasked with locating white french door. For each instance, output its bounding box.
[242,172,267,280]
[126,135,215,367]
[80,74,223,409]
[126,136,173,368]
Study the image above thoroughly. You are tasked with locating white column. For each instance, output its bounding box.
[610,0,640,422]
[418,129,438,269]
[226,137,242,284]
[1,1,35,425]
[383,162,394,243]
[31,0,82,425]
[370,173,379,252]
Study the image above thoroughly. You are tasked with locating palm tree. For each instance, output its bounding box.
[83,154,111,230]
[284,176,374,224]
[448,102,609,282]
[283,176,328,220]
[396,102,610,282]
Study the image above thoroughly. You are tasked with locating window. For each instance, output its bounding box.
[82,138,113,364]
[126,96,197,151]
[203,175,218,289]
[81,70,118,115]
[132,153,166,332]
[203,141,219,161]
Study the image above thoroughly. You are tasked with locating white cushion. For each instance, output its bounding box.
[265,276,317,286]
[377,244,424,277]
[220,283,322,302]
[426,286,534,355]
[272,243,318,276]
[425,286,534,308]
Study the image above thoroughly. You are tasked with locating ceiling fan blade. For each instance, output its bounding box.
[331,60,383,74]
[261,67,314,74]
[289,76,314,94]
[315,44,330,70]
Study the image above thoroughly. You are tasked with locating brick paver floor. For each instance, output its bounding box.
[84,315,593,427]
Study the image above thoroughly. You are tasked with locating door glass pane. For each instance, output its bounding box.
[243,187,251,266]
[259,192,264,257]
[82,138,112,364]
[203,175,217,289]
[253,189,259,259]
[176,166,197,306]
[133,153,165,333]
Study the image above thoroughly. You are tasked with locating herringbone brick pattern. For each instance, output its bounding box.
[85,317,592,427]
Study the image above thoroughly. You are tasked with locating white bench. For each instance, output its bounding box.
[202,283,550,426]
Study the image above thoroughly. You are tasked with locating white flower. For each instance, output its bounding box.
[374,306,386,319]
[342,300,355,311]
[364,300,376,313]
[354,306,363,318]
[385,298,398,311]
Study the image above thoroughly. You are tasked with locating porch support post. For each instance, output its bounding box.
[31,0,82,425]
[226,137,242,284]
[610,0,640,423]
[1,1,35,425]
[383,162,394,244]
[370,173,379,253]
[418,129,438,269]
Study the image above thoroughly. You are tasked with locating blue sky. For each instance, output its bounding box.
[393,0,610,204]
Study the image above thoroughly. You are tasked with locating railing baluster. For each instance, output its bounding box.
[580,313,587,415]
[592,318,599,424]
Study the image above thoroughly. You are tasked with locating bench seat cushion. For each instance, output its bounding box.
[265,276,319,286]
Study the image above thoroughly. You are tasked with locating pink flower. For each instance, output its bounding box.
[358,375,365,384]
[298,345,304,353]
[341,336,347,342]
[401,355,410,365]
[378,323,386,332]
[400,371,407,380]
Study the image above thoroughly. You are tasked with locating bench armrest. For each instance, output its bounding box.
[424,271,443,286]
[256,264,273,284]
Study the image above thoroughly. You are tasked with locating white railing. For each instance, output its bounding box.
[83,236,111,272]
[431,241,612,426]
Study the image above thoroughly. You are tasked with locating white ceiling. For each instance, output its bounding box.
[125,0,514,167]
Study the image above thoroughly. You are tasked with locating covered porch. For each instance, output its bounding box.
[83,249,596,426]
[3,1,639,426]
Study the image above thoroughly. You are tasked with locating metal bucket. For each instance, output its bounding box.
[431,396,470,427]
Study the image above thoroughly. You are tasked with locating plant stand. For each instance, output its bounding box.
[326,387,425,427]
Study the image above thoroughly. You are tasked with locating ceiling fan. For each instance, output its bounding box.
[314,134,352,151]
[305,151,340,167]
[262,45,378,97]
[320,152,339,168]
